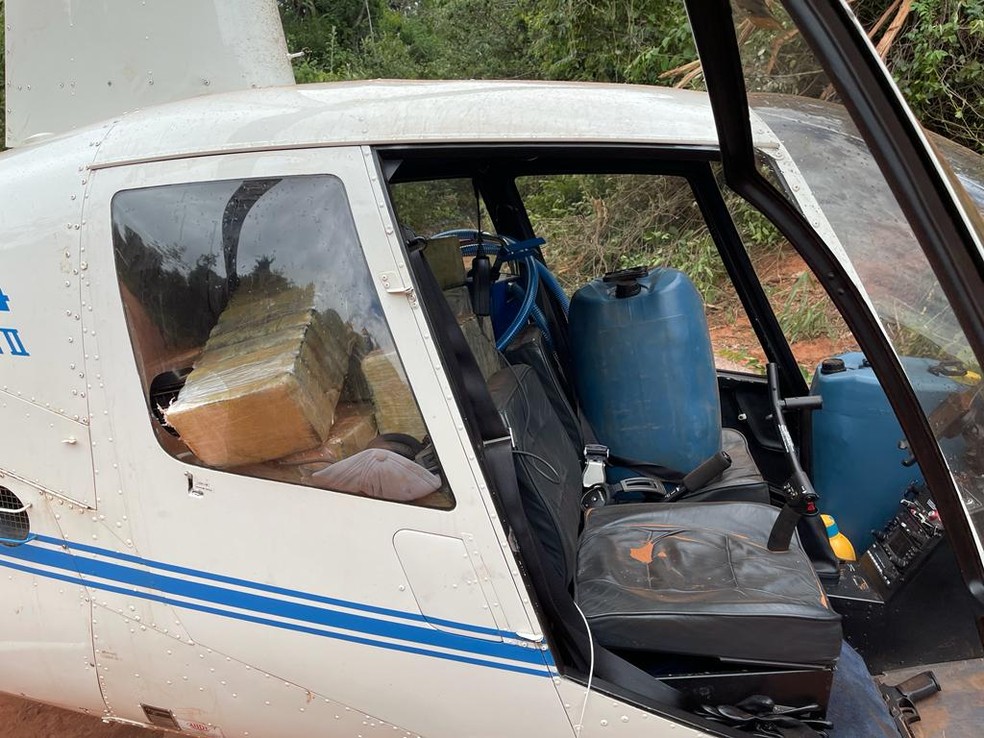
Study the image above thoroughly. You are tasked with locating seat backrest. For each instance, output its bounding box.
[488,364,584,585]
[504,326,583,451]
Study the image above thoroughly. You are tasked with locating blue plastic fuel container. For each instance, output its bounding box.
[569,266,721,474]
[810,352,965,551]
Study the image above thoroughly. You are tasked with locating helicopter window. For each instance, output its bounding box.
[514,173,769,375]
[111,176,452,508]
[719,175,859,378]
[390,178,492,238]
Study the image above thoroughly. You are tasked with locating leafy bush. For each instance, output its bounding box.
[888,0,984,153]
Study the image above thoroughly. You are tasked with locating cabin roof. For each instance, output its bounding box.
[79,79,754,167]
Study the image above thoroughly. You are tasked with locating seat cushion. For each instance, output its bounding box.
[575,501,842,665]
[682,428,771,503]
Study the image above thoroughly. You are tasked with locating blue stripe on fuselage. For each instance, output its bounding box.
[0,539,553,676]
[34,534,506,639]
[0,555,551,678]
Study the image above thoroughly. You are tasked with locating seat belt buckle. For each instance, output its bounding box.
[582,443,609,488]
[614,477,669,501]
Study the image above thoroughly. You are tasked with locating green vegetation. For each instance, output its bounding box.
[275,0,981,153]
[716,347,766,375]
[518,175,722,296]
[862,0,984,154]
[1,1,978,151]
[2,1,977,151]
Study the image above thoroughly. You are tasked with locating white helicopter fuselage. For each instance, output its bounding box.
[0,77,756,737]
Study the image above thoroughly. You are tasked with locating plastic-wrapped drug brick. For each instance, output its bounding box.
[166,286,356,467]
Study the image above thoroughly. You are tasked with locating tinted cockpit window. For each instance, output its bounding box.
[113,176,451,508]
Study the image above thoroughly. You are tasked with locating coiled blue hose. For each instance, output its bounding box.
[535,260,570,317]
[496,263,539,350]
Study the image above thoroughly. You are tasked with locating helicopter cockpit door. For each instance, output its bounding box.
[686,0,984,602]
[73,145,565,738]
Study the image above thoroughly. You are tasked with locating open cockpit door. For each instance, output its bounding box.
[686,0,984,601]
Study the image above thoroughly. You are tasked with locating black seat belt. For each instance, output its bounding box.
[578,405,686,482]
[407,240,686,710]
[578,407,737,506]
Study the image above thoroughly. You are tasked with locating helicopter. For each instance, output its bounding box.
[1,1,983,737]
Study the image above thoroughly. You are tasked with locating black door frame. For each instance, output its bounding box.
[686,0,984,600]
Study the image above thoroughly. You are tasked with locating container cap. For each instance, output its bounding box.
[820,357,847,375]
[603,266,650,299]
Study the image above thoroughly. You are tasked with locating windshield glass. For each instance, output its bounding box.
[728,2,984,539]
[753,94,984,362]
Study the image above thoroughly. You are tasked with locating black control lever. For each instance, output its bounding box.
[779,394,823,411]
[765,363,822,552]
[879,671,941,738]
[768,481,819,551]
[665,451,733,501]
[605,450,733,505]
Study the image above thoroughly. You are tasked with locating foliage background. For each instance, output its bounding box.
[1,1,978,165]
[0,1,979,154]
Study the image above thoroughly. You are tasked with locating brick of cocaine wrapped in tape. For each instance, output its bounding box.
[444,285,504,380]
[459,314,504,380]
[423,236,467,290]
[165,286,356,467]
[276,403,377,465]
[361,348,428,438]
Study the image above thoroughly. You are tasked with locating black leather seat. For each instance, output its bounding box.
[489,364,841,666]
[577,502,842,663]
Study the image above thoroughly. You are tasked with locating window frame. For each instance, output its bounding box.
[688,0,984,598]
[381,144,805,389]
[100,152,471,511]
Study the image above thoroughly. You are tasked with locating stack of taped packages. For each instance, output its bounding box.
[165,285,361,468]
[165,238,497,504]
[358,235,504,436]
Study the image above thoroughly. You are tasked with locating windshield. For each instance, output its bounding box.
[753,94,984,365]
[725,3,984,540]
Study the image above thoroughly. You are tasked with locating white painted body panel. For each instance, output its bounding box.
[0,477,101,714]
[4,0,293,148]
[84,80,760,168]
[0,125,115,507]
[393,530,503,640]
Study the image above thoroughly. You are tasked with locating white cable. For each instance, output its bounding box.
[572,601,595,735]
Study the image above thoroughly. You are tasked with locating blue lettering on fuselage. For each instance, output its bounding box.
[0,287,29,357]
[0,328,29,356]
